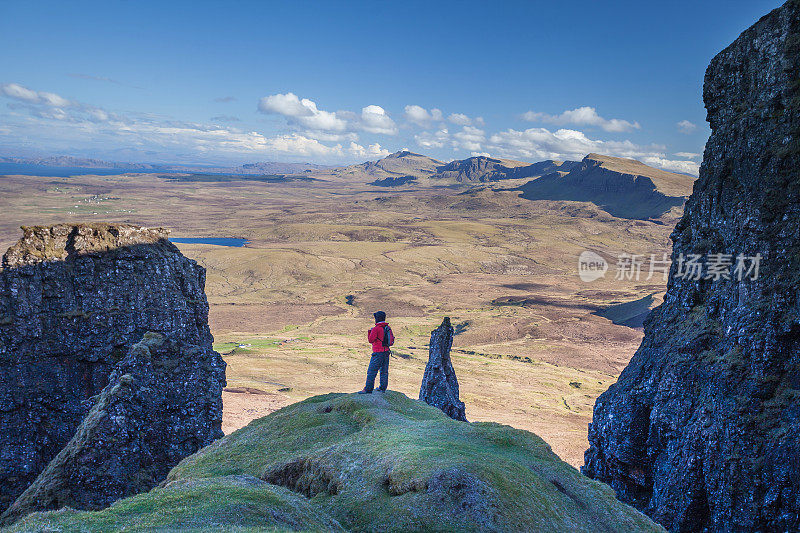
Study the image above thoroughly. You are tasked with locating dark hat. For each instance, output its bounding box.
[373,310,386,323]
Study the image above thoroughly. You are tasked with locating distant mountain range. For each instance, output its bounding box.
[1,150,695,221]
[324,151,567,186]
[334,150,695,221]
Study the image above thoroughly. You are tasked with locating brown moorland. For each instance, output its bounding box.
[0,154,689,466]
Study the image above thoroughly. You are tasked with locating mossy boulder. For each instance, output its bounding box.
[6,392,661,532]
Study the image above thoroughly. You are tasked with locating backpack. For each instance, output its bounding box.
[381,325,394,349]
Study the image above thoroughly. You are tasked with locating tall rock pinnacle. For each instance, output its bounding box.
[419,317,467,421]
[582,2,800,531]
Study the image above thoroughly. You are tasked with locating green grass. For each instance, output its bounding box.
[5,476,344,532]
[9,392,662,532]
[213,338,288,354]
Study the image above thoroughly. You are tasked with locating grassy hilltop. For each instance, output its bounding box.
[6,392,661,532]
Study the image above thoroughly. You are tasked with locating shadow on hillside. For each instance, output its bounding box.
[518,173,686,220]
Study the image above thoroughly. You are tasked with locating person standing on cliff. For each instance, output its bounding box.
[358,311,394,394]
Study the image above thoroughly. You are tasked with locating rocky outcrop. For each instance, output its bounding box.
[419,317,467,421]
[432,156,562,183]
[583,2,800,531]
[0,223,225,517]
[435,156,516,183]
[1,332,225,524]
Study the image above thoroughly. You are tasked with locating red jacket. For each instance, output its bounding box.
[368,322,394,352]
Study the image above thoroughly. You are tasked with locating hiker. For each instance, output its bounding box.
[358,311,394,394]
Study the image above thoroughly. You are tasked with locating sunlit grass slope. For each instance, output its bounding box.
[8,392,662,532]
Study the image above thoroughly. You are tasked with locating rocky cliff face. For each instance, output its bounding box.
[583,2,800,531]
[0,224,225,517]
[419,317,467,421]
[1,332,225,524]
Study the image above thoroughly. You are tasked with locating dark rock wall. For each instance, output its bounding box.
[1,332,225,524]
[583,2,800,531]
[0,224,224,514]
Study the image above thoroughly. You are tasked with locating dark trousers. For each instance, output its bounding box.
[364,351,390,392]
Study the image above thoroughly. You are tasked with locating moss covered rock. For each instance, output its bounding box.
[7,392,661,532]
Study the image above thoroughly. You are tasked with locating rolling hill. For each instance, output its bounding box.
[334,150,444,181]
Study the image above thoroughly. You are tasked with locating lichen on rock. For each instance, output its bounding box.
[0,331,225,525]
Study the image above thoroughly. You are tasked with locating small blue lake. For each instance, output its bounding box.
[170,238,249,247]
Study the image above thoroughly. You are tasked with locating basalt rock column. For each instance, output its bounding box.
[1,332,225,525]
[419,317,467,421]
[0,223,226,515]
[582,2,800,531]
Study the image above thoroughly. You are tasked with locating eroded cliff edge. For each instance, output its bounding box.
[583,2,800,531]
[0,223,225,518]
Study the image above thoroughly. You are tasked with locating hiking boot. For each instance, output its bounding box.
[376,389,387,393]
[357,389,371,394]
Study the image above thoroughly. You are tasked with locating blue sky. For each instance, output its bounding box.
[0,0,784,174]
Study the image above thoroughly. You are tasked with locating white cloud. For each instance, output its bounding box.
[404,105,443,127]
[415,125,486,152]
[485,126,699,175]
[522,106,640,133]
[1,83,370,163]
[303,130,359,142]
[1,83,41,103]
[448,113,471,126]
[360,105,397,135]
[258,92,396,136]
[452,126,485,151]
[39,92,70,107]
[262,133,344,157]
[1,82,117,123]
[415,128,449,149]
[37,108,69,121]
[639,156,700,175]
[258,92,346,131]
[1,83,73,109]
[349,141,390,158]
[0,82,702,172]
[258,92,313,117]
[677,120,697,134]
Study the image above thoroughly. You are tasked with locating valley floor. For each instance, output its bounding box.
[0,171,675,466]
